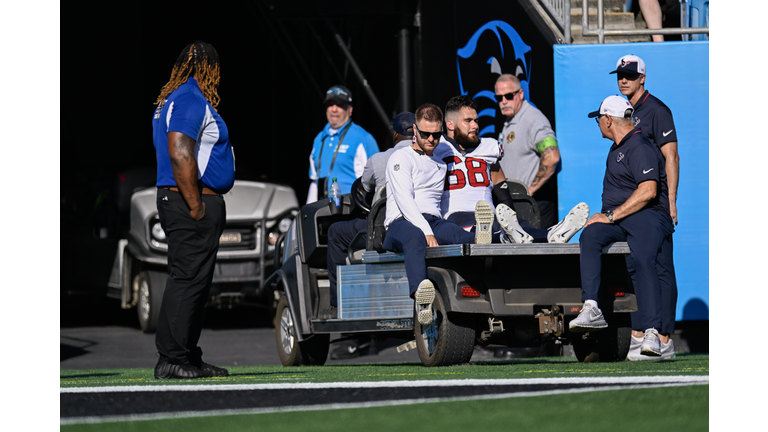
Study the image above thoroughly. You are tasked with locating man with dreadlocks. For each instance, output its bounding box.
[151,41,235,379]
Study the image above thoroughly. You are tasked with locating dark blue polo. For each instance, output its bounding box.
[632,90,677,148]
[602,127,669,215]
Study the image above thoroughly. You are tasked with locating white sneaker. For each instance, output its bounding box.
[640,328,662,356]
[415,279,436,325]
[474,200,494,245]
[547,202,589,243]
[568,303,608,332]
[627,335,676,361]
[495,204,533,244]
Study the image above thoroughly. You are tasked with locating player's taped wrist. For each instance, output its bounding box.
[536,137,558,154]
[492,181,515,210]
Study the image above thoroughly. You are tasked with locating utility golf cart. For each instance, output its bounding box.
[268,179,635,366]
[108,180,299,332]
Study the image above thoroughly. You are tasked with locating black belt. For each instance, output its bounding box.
[161,186,221,196]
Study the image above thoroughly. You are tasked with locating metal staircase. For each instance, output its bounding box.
[528,0,709,44]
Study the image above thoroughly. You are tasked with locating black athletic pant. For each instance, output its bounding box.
[155,188,226,364]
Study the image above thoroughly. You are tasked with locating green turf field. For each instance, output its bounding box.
[61,384,708,432]
[61,354,709,388]
[61,354,709,431]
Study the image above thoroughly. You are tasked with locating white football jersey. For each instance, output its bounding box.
[384,145,447,236]
[433,137,503,219]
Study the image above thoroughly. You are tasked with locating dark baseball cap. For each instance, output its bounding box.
[324,85,353,105]
[391,112,415,135]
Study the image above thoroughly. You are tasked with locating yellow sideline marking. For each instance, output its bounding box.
[364,372,464,377]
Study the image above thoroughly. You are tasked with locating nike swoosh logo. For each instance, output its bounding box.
[643,168,653,174]
[663,130,673,137]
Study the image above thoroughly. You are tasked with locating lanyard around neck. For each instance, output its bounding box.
[317,121,352,173]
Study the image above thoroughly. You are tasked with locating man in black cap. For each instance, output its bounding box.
[322,112,416,322]
[307,85,379,204]
[321,113,415,359]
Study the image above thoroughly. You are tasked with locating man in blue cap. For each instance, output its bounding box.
[322,112,416,321]
[321,112,416,359]
[611,54,679,360]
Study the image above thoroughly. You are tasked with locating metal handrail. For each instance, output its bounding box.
[581,0,709,43]
[536,0,572,43]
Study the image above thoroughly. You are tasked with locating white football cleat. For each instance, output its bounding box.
[547,202,589,243]
[495,204,533,244]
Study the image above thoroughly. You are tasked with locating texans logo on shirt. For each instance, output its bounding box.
[633,117,641,127]
[617,152,625,163]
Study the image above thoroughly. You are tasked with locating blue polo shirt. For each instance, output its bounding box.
[152,77,236,194]
[308,120,379,197]
[602,127,669,215]
[632,90,677,148]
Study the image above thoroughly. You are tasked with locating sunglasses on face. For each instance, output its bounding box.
[494,89,521,102]
[414,124,443,141]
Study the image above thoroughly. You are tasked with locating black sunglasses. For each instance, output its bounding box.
[494,89,521,102]
[414,124,443,141]
[595,114,605,124]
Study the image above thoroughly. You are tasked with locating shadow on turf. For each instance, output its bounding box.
[227,371,311,377]
[60,373,121,379]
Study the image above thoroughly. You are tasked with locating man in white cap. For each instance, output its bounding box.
[570,96,675,359]
[611,54,679,360]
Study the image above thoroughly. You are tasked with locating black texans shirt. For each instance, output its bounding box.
[601,126,669,216]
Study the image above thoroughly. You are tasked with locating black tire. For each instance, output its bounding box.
[597,314,632,362]
[135,270,166,333]
[274,295,329,366]
[571,331,601,363]
[570,314,632,363]
[414,290,475,367]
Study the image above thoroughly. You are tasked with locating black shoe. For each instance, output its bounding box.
[154,357,212,379]
[319,305,337,319]
[195,361,229,377]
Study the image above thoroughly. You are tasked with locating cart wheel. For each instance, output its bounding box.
[570,314,632,363]
[414,289,475,367]
[597,314,632,362]
[571,331,600,363]
[274,295,329,366]
[135,270,166,333]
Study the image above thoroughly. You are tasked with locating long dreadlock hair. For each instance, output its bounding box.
[154,41,221,110]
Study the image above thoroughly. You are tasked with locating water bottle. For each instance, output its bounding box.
[329,178,341,209]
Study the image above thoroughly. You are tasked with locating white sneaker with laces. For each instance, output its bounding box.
[627,335,676,361]
[495,204,533,244]
[547,202,589,243]
[569,303,608,332]
[640,328,662,356]
[474,200,494,245]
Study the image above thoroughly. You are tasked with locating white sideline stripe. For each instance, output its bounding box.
[60,375,708,393]
[60,381,707,425]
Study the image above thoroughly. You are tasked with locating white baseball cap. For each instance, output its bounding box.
[609,54,646,75]
[587,95,634,119]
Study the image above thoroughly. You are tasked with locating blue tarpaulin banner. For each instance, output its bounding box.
[553,41,709,321]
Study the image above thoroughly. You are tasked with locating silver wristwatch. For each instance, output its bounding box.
[605,211,614,224]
